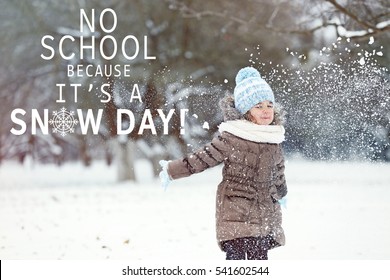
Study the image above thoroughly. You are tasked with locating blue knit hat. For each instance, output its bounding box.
[233,67,275,114]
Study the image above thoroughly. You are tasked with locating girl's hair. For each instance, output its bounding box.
[219,94,286,125]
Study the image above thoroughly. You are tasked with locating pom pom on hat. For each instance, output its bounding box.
[233,67,275,114]
[235,67,261,84]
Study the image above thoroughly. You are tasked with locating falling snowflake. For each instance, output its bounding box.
[49,107,78,137]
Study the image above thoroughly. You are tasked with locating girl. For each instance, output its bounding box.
[159,67,287,260]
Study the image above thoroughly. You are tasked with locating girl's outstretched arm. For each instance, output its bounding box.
[167,134,231,180]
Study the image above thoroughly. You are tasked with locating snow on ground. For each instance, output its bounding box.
[0,159,389,260]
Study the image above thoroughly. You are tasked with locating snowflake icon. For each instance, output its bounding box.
[49,107,78,137]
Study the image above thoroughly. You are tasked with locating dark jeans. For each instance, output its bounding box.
[221,235,277,260]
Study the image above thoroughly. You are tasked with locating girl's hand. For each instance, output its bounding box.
[159,160,171,190]
[278,197,287,209]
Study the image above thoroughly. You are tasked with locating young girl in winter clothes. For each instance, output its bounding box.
[159,67,287,260]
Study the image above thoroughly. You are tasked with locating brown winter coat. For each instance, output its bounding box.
[168,131,287,249]
[167,96,287,249]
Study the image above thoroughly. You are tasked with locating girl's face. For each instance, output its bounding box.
[248,101,274,125]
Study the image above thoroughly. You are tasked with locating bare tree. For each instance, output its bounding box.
[165,0,390,40]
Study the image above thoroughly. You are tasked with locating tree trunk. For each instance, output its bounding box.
[79,136,91,167]
[112,138,137,182]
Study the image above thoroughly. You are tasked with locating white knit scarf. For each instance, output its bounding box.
[218,120,285,144]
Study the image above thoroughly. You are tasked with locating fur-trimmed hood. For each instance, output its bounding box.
[219,94,286,125]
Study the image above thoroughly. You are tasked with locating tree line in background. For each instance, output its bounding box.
[0,0,389,181]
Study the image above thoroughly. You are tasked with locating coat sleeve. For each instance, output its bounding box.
[273,156,288,199]
[167,133,230,180]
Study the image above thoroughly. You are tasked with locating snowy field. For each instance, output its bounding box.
[0,158,390,260]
